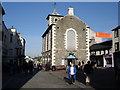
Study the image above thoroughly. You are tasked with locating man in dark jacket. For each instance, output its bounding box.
[84,61,93,85]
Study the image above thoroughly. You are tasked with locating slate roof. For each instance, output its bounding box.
[112,25,120,31]
[90,40,112,51]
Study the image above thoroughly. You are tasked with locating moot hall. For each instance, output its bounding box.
[42,7,102,69]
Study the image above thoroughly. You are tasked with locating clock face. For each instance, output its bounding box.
[54,18,58,22]
[51,17,59,23]
[52,18,57,23]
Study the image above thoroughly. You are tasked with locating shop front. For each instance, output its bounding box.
[90,55,112,67]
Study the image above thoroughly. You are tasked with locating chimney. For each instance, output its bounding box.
[68,8,74,15]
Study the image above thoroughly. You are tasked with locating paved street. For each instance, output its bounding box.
[22,71,77,88]
[22,70,92,89]
[3,67,120,89]
[3,69,93,89]
[76,67,120,89]
[3,69,40,89]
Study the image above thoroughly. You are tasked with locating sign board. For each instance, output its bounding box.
[96,32,112,38]
[103,55,112,58]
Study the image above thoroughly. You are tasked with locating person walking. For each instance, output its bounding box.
[77,61,81,70]
[28,60,34,74]
[23,61,28,74]
[84,61,93,85]
[67,63,77,84]
[66,65,70,73]
[81,61,85,71]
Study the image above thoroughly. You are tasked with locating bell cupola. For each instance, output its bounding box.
[46,3,63,26]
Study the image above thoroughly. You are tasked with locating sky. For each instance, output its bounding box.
[2,2,118,58]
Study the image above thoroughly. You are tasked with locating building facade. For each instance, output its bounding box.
[2,6,26,71]
[112,26,120,53]
[112,26,120,81]
[2,26,26,65]
[0,4,4,59]
[112,26,120,68]
[0,4,5,89]
[42,8,102,69]
[90,40,113,67]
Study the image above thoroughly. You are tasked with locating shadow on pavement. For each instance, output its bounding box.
[76,70,86,85]
[2,68,41,89]
[76,67,120,89]
[64,77,73,84]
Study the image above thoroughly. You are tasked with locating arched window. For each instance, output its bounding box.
[67,30,76,50]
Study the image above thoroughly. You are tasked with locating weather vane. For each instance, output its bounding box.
[52,2,58,15]
[54,2,56,9]
[69,5,72,8]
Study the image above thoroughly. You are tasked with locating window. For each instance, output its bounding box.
[101,50,104,55]
[96,51,100,55]
[114,30,119,38]
[105,50,109,55]
[115,42,119,51]
[67,30,76,50]
[10,34,13,43]
[9,49,13,56]
[48,34,50,50]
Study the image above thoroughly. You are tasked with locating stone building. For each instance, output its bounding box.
[42,8,102,69]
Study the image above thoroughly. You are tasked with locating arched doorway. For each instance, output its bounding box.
[65,53,78,66]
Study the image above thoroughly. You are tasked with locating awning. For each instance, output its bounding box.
[65,53,78,59]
